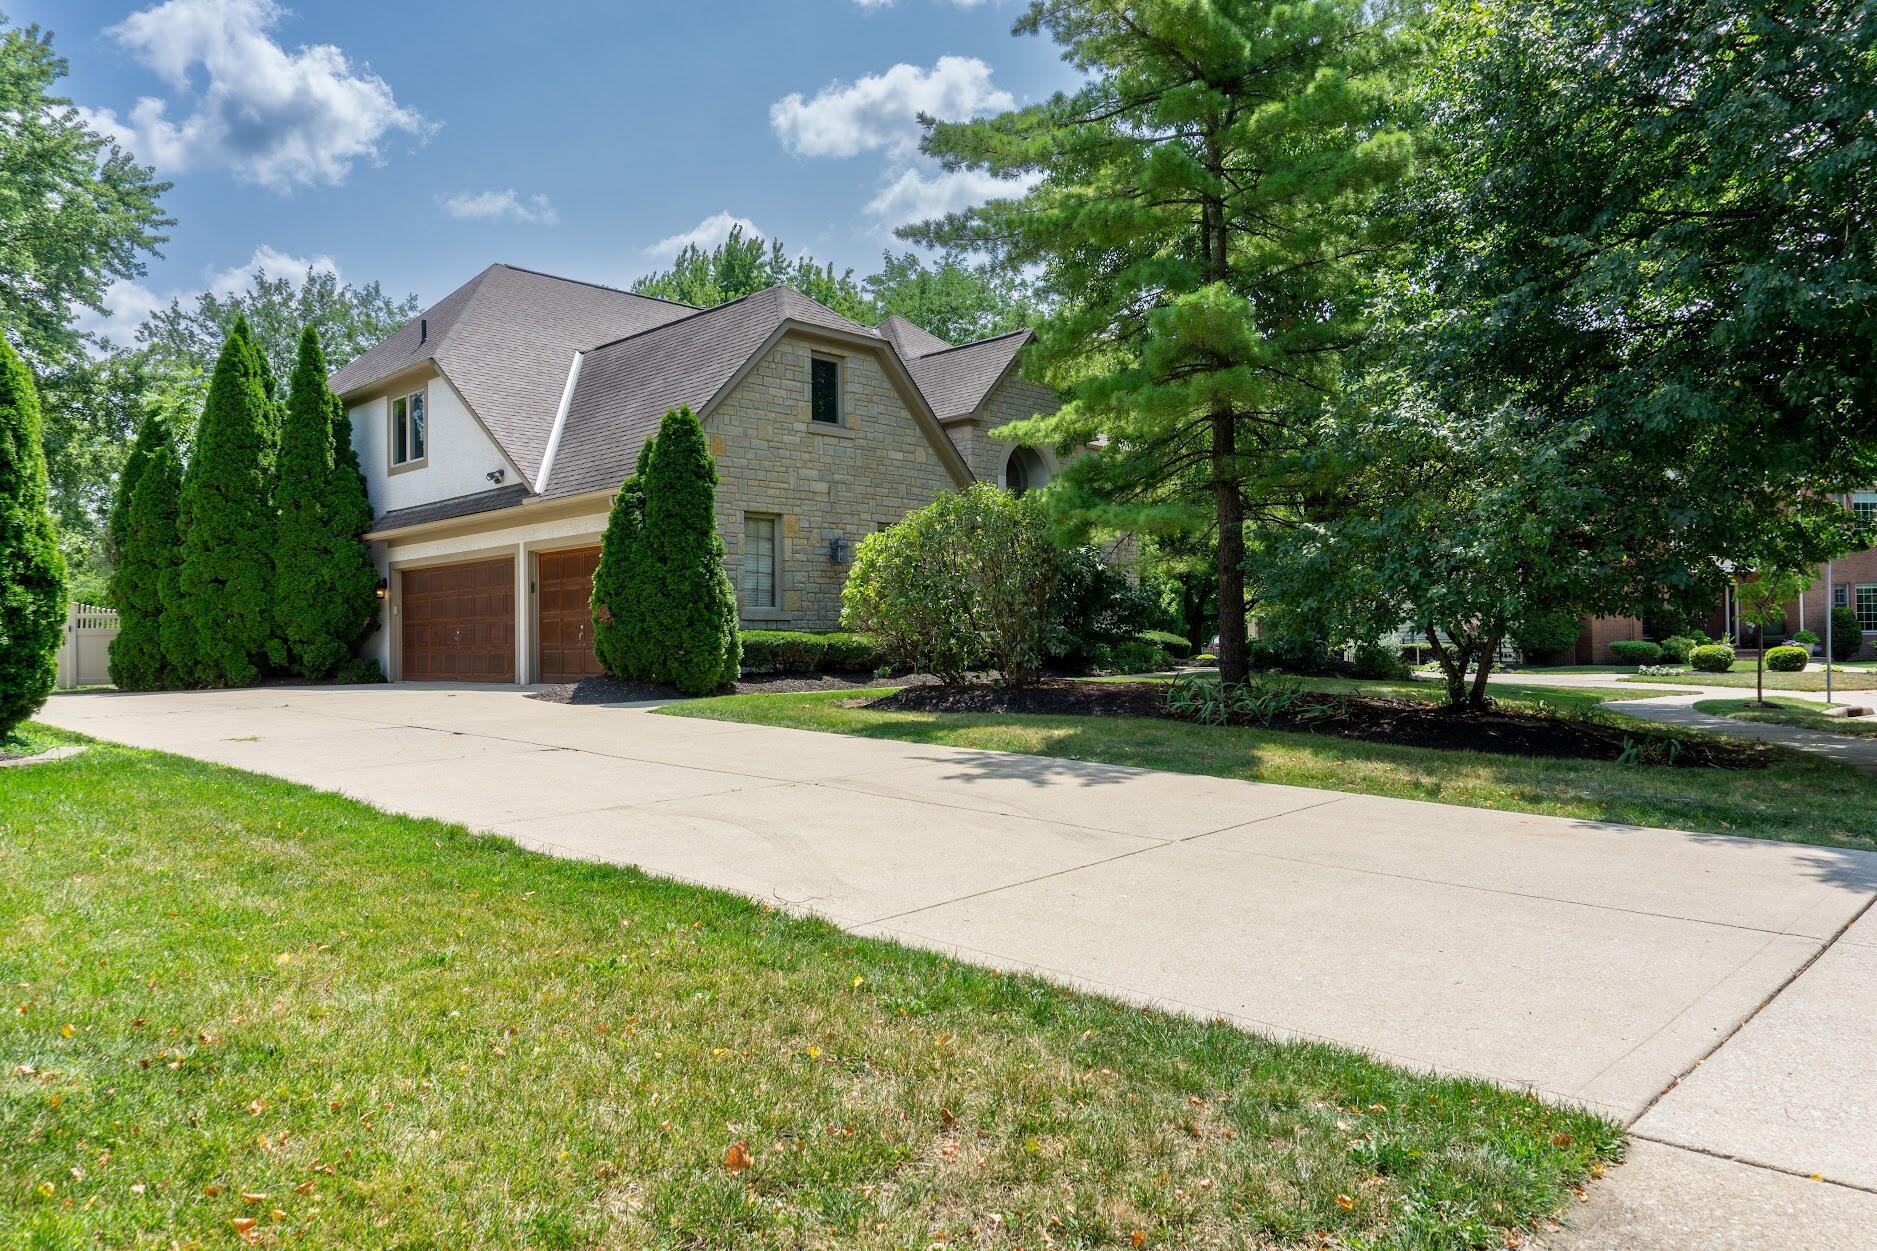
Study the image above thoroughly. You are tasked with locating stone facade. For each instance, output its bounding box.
[707,333,964,630]
[947,375,1063,486]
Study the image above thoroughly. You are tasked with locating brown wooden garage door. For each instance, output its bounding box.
[537,546,603,683]
[400,558,515,682]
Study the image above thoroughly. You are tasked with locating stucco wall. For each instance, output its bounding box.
[349,367,522,515]
[707,334,962,630]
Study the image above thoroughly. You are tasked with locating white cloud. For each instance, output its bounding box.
[642,211,764,260]
[81,0,429,192]
[75,246,339,345]
[770,56,1012,159]
[439,189,559,226]
[865,165,1039,228]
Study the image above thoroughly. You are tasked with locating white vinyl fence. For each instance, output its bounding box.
[54,602,118,688]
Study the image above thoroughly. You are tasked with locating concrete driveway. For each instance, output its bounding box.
[37,683,1877,1245]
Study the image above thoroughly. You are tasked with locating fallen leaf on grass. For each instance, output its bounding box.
[723,1141,752,1172]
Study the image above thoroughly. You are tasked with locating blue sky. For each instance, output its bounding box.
[20,0,1079,336]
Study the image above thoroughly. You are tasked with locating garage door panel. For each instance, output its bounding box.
[400,557,515,683]
[537,547,602,684]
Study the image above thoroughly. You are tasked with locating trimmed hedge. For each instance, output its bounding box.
[739,630,884,675]
[1764,645,1808,672]
[1608,639,1662,665]
[1689,643,1736,673]
[1137,629,1193,660]
[1656,635,1695,664]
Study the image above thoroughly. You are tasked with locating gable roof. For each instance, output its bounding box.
[329,264,696,485]
[876,314,953,359]
[546,285,971,499]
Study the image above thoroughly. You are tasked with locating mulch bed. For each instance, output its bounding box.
[530,670,938,706]
[867,679,1769,769]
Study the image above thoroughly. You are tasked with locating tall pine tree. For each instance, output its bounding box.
[591,438,655,680]
[271,326,379,678]
[0,332,67,738]
[907,0,1412,683]
[108,423,182,690]
[638,409,739,694]
[177,318,278,686]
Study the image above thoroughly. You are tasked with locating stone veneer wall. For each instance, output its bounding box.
[707,334,962,629]
[947,375,1062,485]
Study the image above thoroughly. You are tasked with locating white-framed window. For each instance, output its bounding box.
[809,356,841,425]
[742,514,779,609]
[1852,491,1877,527]
[1002,446,1048,498]
[390,387,427,468]
[1835,585,1850,608]
[1857,585,1877,633]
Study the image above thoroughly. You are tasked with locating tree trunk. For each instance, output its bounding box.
[1428,626,1467,709]
[1756,622,1765,705]
[1182,580,1212,654]
[1469,639,1498,710]
[1213,409,1249,685]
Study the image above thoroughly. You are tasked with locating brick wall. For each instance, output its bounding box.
[1781,547,1877,659]
[1575,615,1644,664]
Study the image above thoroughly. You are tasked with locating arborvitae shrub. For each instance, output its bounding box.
[108,417,183,690]
[0,334,67,737]
[591,439,655,680]
[637,409,740,694]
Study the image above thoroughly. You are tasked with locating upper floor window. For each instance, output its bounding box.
[1852,491,1877,526]
[810,356,841,425]
[391,388,427,467]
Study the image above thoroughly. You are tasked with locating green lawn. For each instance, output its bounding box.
[663,690,1877,853]
[1,726,1618,1250]
[1695,697,1877,739]
[1617,668,1877,691]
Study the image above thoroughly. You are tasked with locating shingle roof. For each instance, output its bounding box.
[369,482,531,535]
[902,329,1031,421]
[876,314,953,359]
[544,286,893,499]
[329,264,695,485]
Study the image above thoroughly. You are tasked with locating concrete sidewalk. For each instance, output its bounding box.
[36,683,1877,1245]
[1606,692,1877,776]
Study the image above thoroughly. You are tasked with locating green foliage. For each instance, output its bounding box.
[1165,674,1335,729]
[0,334,67,735]
[139,266,418,401]
[104,391,168,566]
[1137,629,1193,661]
[0,16,170,371]
[637,409,740,694]
[908,0,1412,683]
[1657,636,1696,665]
[591,439,655,681]
[1764,646,1808,673]
[842,485,1059,686]
[864,251,1036,343]
[1351,640,1408,681]
[1513,613,1582,664]
[739,630,883,675]
[176,320,279,686]
[631,225,872,322]
[1831,606,1863,661]
[270,327,379,679]
[106,418,181,690]
[1086,639,1174,676]
[1608,641,1663,666]
[1791,630,1819,647]
[334,657,385,685]
[1689,644,1737,673]
[1046,545,1161,671]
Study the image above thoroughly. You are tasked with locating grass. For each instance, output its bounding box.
[1,722,67,759]
[1694,697,1877,739]
[663,689,1877,853]
[1616,667,1877,691]
[1,727,1620,1250]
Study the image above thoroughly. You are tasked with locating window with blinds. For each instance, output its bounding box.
[743,515,778,609]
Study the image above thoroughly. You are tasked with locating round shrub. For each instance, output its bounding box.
[1608,639,1663,665]
[1791,629,1819,647]
[1689,643,1736,672]
[1763,645,1808,672]
[1656,635,1694,664]
[1831,606,1862,661]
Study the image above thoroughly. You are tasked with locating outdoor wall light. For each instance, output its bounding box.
[486,468,506,484]
[374,576,389,600]
[827,535,850,565]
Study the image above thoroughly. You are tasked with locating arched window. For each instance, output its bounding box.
[1003,447,1047,497]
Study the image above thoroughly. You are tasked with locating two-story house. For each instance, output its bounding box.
[330,264,1061,684]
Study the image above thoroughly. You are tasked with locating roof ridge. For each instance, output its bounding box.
[495,262,700,310]
[914,327,1032,358]
[580,285,777,356]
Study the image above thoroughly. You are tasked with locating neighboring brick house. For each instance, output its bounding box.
[329,264,1060,683]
